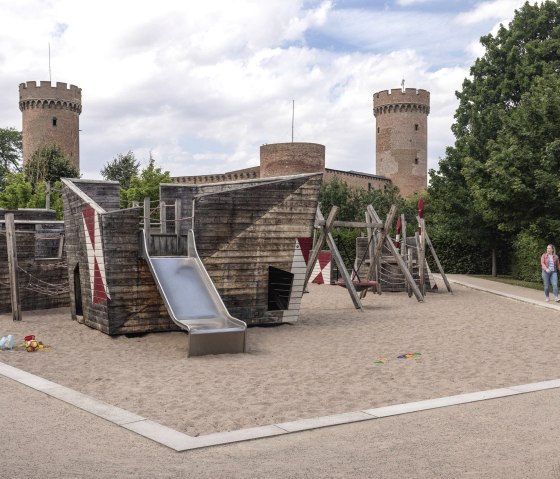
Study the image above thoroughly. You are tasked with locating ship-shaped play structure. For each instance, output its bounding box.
[61,173,322,356]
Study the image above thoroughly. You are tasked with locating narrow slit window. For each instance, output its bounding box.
[415,124,419,131]
[52,117,57,127]
[414,158,419,165]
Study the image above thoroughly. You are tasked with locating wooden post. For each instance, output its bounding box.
[423,224,453,293]
[57,233,65,259]
[175,198,182,255]
[368,205,423,302]
[419,218,426,296]
[160,201,167,234]
[360,204,396,298]
[401,214,410,296]
[143,197,151,249]
[5,213,21,321]
[45,182,51,210]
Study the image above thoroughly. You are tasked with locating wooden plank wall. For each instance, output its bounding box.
[0,210,70,313]
[62,180,178,335]
[193,174,322,325]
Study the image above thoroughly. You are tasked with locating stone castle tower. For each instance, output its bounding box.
[19,81,82,169]
[260,142,325,178]
[373,87,429,197]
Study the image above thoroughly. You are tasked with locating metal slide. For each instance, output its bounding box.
[142,229,246,356]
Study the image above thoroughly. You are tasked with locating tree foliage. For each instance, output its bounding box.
[0,127,22,189]
[24,144,79,187]
[101,151,140,189]
[0,172,64,218]
[428,0,560,275]
[123,154,171,207]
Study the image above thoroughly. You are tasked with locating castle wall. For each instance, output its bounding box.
[324,169,390,191]
[374,88,429,197]
[19,81,82,169]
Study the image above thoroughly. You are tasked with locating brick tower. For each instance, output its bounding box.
[260,142,325,178]
[19,81,82,169]
[373,87,430,197]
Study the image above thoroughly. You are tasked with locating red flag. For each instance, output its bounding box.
[418,198,424,219]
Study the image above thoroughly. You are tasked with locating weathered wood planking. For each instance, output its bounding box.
[62,179,178,335]
[0,209,70,313]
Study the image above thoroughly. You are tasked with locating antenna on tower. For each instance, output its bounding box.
[401,77,405,92]
[291,100,295,143]
[48,43,52,83]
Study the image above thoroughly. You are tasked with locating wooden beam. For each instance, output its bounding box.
[5,213,21,321]
[368,205,423,302]
[175,198,182,254]
[360,204,396,298]
[304,206,338,288]
[315,220,384,229]
[418,219,426,296]
[418,218,453,293]
[324,226,363,310]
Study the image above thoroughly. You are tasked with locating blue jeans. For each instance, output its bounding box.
[542,270,558,298]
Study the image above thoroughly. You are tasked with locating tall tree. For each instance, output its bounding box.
[24,144,79,187]
[101,151,140,189]
[0,127,22,189]
[428,0,560,274]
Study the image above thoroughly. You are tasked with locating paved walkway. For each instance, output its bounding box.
[2,275,560,478]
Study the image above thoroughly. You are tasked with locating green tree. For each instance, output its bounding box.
[101,151,140,189]
[0,171,65,218]
[0,127,22,189]
[24,144,79,187]
[123,154,171,207]
[428,0,560,274]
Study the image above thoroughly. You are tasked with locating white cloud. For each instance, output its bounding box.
[454,0,526,25]
[0,0,526,181]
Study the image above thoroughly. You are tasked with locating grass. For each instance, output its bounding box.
[471,275,542,291]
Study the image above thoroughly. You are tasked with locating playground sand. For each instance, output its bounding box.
[1,280,559,437]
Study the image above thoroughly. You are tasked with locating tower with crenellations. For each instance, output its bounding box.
[19,81,82,169]
[373,87,430,197]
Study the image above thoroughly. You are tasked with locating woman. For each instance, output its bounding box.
[540,244,560,302]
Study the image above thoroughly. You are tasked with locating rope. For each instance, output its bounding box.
[16,266,70,296]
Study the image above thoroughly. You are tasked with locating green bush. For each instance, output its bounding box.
[511,228,545,282]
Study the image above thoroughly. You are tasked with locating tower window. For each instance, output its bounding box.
[52,117,57,127]
[415,124,419,131]
[377,127,380,133]
[414,158,419,165]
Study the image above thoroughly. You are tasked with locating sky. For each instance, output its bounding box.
[0,0,529,180]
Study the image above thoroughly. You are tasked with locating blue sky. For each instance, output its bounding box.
[0,0,528,179]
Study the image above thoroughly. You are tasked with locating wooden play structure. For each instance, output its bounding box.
[0,209,70,320]
[60,173,322,355]
[304,202,451,309]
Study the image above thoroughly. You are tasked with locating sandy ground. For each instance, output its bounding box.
[1,278,560,440]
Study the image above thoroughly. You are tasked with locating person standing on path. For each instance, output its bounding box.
[540,244,560,302]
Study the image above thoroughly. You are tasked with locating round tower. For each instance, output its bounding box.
[260,142,325,178]
[373,87,430,197]
[19,81,82,169]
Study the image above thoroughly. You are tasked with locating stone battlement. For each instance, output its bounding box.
[373,88,430,107]
[19,81,82,104]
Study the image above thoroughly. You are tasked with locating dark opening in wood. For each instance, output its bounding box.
[268,266,293,311]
